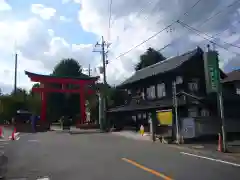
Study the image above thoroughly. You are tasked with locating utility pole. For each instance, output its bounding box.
[88,64,91,76]
[14,53,18,95]
[205,44,226,152]
[83,64,92,76]
[85,64,92,76]
[93,36,109,131]
[101,36,107,131]
[212,42,227,152]
[101,36,107,85]
[172,81,180,144]
[218,89,227,152]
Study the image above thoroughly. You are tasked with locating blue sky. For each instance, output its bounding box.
[7,0,97,44]
[0,0,240,93]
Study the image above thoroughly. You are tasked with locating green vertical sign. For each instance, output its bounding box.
[204,51,220,94]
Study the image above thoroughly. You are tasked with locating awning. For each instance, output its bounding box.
[108,98,186,113]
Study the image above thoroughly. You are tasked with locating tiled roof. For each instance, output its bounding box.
[25,71,98,80]
[119,47,203,87]
[222,69,240,83]
[107,98,186,112]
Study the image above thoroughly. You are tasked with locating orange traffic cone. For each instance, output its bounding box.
[0,127,3,138]
[11,127,17,140]
[217,133,222,152]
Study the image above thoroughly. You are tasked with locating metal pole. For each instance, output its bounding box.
[98,93,103,130]
[151,112,156,142]
[101,36,107,85]
[218,91,227,152]
[101,36,107,131]
[14,53,18,95]
[88,64,91,76]
[173,81,180,143]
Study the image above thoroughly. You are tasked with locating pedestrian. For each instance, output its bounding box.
[31,114,36,133]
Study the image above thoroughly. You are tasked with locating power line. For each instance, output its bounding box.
[115,0,204,59]
[110,0,155,29]
[157,43,172,52]
[178,20,240,49]
[213,19,240,37]
[154,0,240,55]
[177,20,240,56]
[198,0,240,28]
[108,0,113,40]
[115,23,174,59]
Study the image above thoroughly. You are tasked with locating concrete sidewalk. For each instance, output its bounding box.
[111,130,240,162]
[50,125,102,134]
[168,141,240,162]
[111,131,152,141]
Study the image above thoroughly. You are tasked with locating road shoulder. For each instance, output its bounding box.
[166,143,240,164]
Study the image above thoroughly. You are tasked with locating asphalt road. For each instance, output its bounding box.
[3,131,240,180]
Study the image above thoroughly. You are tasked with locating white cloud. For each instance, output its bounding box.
[31,4,56,20]
[1,0,240,93]
[0,17,98,94]
[75,0,240,85]
[59,16,72,22]
[62,0,70,4]
[0,0,11,11]
[62,0,81,4]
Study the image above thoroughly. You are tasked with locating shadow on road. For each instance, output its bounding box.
[0,155,8,179]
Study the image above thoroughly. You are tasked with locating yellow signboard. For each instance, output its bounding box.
[156,110,173,126]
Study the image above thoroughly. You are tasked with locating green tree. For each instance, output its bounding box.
[135,47,166,71]
[0,87,42,124]
[108,88,128,107]
[52,58,82,77]
[10,88,28,107]
[30,83,40,96]
[48,58,85,122]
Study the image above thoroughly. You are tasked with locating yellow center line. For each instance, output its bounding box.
[121,158,173,180]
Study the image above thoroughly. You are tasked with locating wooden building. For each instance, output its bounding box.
[108,47,240,138]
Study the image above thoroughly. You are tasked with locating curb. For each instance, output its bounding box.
[166,143,240,162]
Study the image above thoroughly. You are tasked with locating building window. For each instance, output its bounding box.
[147,85,156,99]
[236,88,240,95]
[176,76,183,84]
[157,83,166,98]
[138,113,142,119]
[201,108,210,117]
[188,107,198,117]
[132,116,136,122]
[143,113,146,119]
[141,91,145,100]
[188,79,199,92]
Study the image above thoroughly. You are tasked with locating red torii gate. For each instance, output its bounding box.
[25,71,99,125]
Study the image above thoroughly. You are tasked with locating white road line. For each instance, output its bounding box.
[1,142,9,145]
[180,152,240,167]
[37,177,50,180]
[28,140,39,142]
[0,139,8,142]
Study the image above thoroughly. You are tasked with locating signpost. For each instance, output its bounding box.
[204,48,227,152]
[156,110,173,126]
[204,50,220,93]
